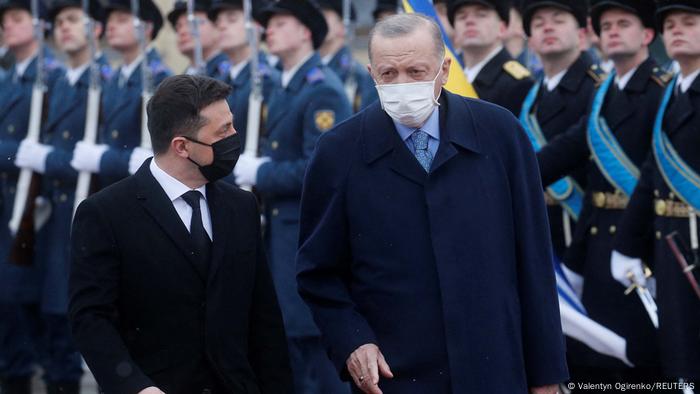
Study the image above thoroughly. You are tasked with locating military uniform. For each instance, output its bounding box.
[613,0,700,385]
[0,0,63,388]
[522,53,603,258]
[615,74,700,385]
[537,55,669,382]
[253,1,353,392]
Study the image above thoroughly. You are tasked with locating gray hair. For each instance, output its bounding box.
[368,13,446,65]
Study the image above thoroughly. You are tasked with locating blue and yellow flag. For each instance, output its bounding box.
[401,0,478,98]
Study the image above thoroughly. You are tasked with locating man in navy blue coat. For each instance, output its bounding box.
[297,13,568,394]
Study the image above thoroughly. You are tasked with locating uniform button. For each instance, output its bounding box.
[272,208,279,216]
[7,124,15,134]
[111,129,119,139]
[59,193,67,202]
[62,130,70,139]
[271,140,279,150]
[0,172,6,179]
[590,226,598,235]
[669,192,675,200]
[656,231,662,240]
[653,189,660,197]
[609,225,616,234]
[53,180,60,187]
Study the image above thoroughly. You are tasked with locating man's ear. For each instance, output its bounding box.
[172,136,190,158]
[440,56,451,86]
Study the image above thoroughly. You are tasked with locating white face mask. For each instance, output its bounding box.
[375,61,443,128]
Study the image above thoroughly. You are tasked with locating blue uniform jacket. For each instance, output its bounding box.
[0,49,63,303]
[257,53,352,337]
[297,91,568,393]
[326,46,378,112]
[98,49,171,188]
[33,56,112,314]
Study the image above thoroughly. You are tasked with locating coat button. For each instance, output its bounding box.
[62,130,70,139]
[653,189,660,197]
[669,192,675,200]
[271,140,279,150]
[0,172,6,179]
[53,180,60,187]
[59,193,67,202]
[111,129,119,139]
[7,124,14,134]
[656,231,662,240]
[609,225,616,234]
[590,226,598,235]
[272,208,279,216]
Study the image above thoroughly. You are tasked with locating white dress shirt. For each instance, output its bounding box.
[543,69,567,92]
[615,66,639,91]
[677,68,700,94]
[281,52,314,88]
[150,159,213,239]
[463,45,503,84]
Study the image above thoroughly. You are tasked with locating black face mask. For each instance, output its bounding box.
[185,133,242,182]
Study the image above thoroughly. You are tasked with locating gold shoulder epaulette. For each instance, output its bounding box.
[503,60,531,80]
[586,63,607,87]
[651,66,673,87]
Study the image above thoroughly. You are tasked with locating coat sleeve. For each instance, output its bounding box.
[296,132,377,376]
[256,85,352,196]
[613,154,656,264]
[44,146,78,179]
[0,139,19,171]
[508,122,570,387]
[69,198,154,394]
[536,115,590,187]
[245,193,294,393]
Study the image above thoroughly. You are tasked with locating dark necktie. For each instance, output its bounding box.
[181,190,212,270]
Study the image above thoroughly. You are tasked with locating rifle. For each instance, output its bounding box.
[131,0,153,149]
[242,0,262,167]
[73,0,102,216]
[8,0,47,266]
[187,0,204,75]
[341,0,358,110]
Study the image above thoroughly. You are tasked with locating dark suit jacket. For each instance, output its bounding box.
[69,160,292,394]
[297,91,568,393]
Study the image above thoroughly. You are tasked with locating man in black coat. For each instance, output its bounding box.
[69,75,292,394]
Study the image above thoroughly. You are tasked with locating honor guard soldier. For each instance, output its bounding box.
[613,0,700,388]
[208,0,279,152]
[70,0,171,187]
[537,0,670,388]
[167,0,229,78]
[0,0,63,392]
[448,0,534,115]
[519,0,599,273]
[317,0,378,112]
[234,0,352,392]
[519,0,604,384]
[373,0,399,22]
[8,1,111,392]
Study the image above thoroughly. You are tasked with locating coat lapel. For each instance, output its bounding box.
[431,92,481,173]
[133,160,208,282]
[205,181,235,282]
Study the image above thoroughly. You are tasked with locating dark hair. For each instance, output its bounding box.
[147,75,232,155]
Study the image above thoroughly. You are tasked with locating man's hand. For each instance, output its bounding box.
[137,387,165,394]
[346,343,393,394]
[530,384,560,394]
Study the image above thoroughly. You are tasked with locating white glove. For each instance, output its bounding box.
[611,250,647,288]
[14,139,53,174]
[70,141,108,173]
[233,154,270,187]
[561,263,584,299]
[129,147,153,174]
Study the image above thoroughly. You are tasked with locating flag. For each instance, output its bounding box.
[401,0,478,98]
